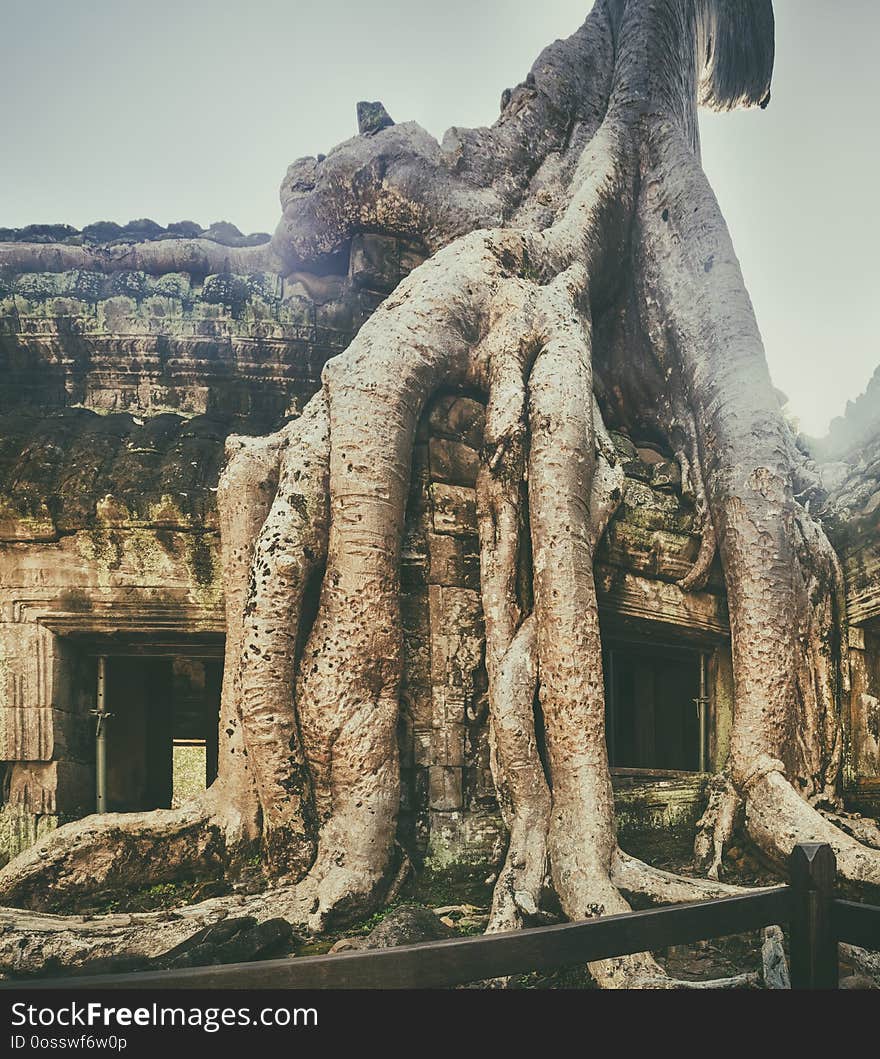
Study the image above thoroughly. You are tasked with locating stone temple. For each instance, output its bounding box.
[1,209,879,875]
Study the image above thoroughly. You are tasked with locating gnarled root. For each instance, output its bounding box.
[0,806,219,915]
[0,428,286,912]
[237,394,330,876]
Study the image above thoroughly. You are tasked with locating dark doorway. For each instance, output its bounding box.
[103,655,221,812]
[604,642,703,772]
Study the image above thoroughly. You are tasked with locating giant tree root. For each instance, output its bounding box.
[3,0,879,990]
[0,806,218,914]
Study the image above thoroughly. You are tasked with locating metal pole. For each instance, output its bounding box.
[94,655,108,813]
[698,653,708,773]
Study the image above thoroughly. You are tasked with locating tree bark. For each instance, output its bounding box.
[2,0,877,988]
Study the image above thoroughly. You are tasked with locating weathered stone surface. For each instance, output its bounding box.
[334,904,454,953]
[425,809,506,872]
[0,707,55,761]
[7,760,92,814]
[428,437,479,487]
[349,233,421,293]
[427,396,484,449]
[609,431,637,459]
[429,765,464,812]
[431,723,466,768]
[430,483,477,536]
[356,100,395,136]
[596,565,728,637]
[427,533,479,588]
[652,459,682,491]
[0,804,57,868]
[611,772,709,844]
[159,917,295,968]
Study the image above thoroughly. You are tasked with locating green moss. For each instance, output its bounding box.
[399,866,494,909]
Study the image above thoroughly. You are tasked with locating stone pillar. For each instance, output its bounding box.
[708,641,735,772]
[0,622,93,864]
[843,625,880,815]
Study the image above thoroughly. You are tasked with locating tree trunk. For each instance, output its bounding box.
[2,0,877,987]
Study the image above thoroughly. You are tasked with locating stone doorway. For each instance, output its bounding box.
[604,641,706,773]
[99,653,221,813]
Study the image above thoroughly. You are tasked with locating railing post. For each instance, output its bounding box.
[789,842,838,988]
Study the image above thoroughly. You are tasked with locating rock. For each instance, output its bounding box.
[428,437,480,487]
[349,233,401,293]
[840,974,878,989]
[81,221,126,244]
[330,904,456,953]
[18,223,79,244]
[635,443,667,466]
[609,431,637,459]
[652,460,682,491]
[622,458,652,483]
[167,220,204,239]
[428,396,485,449]
[159,916,296,968]
[362,905,456,949]
[356,100,395,135]
[120,218,164,241]
[430,483,478,537]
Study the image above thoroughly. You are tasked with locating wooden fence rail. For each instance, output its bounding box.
[6,843,879,990]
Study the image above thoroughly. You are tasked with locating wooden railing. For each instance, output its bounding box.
[9,843,880,990]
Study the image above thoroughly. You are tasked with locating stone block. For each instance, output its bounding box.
[413,728,433,767]
[7,759,93,814]
[431,723,466,767]
[430,687,468,726]
[0,706,54,761]
[430,483,477,537]
[427,396,485,449]
[427,533,480,588]
[428,586,484,688]
[428,765,463,811]
[349,233,401,293]
[849,626,866,651]
[0,804,58,867]
[0,623,56,713]
[425,809,506,871]
[428,437,480,487]
[651,460,682,491]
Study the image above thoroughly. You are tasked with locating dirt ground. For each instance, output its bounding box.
[52,836,879,988]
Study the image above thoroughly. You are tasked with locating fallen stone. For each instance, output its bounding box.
[609,431,637,459]
[357,100,395,135]
[652,460,682,491]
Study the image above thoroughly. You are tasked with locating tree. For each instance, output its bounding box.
[1,0,877,988]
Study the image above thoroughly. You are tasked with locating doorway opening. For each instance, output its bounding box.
[603,641,707,772]
[99,654,221,813]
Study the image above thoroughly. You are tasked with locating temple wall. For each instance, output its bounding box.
[0,233,738,870]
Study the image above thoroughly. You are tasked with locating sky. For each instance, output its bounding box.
[1,0,877,436]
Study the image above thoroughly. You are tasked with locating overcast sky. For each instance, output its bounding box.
[2,0,877,436]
